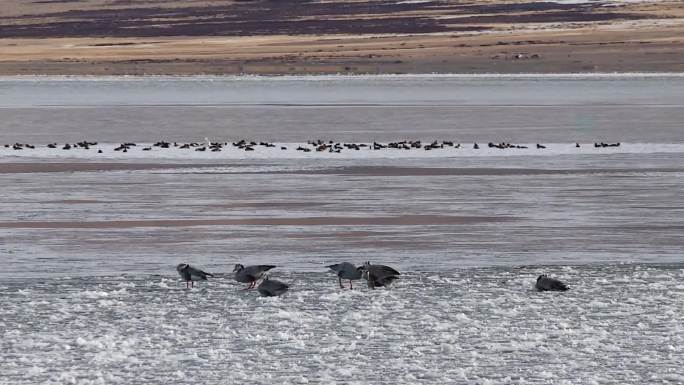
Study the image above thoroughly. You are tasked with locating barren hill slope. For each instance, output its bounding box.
[1,0,682,74]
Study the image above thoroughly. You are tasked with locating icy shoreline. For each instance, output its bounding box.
[3,73,684,82]
[3,142,684,161]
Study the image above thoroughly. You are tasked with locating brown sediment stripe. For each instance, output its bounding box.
[0,162,233,174]
[39,201,329,208]
[287,230,393,238]
[305,166,684,177]
[0,215,516,229]
[205,202,329,209]
[43,199,115,204]
[2,163,683,176]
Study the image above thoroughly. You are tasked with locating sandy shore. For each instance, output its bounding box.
[2,28,683,75]
[0,0,682,75]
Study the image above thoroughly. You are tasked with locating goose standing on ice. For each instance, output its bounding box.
[326,262,363,289]
[233,264,276,289]
[176,263,214,288]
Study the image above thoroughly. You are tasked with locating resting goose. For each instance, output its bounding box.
[535,275,569,291]
[257,276,290,297]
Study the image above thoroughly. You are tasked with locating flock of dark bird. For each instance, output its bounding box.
[176,262,568,296]
[3,140,621,153]
[7,135,583,296]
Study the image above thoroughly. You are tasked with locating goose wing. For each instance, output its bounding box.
[187,266,213,280]
[368,264,400,278]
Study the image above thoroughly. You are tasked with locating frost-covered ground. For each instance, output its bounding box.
[2,264,683,384]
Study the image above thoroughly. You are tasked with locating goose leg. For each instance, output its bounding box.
[338,277,344,289]
[349,280,353,290]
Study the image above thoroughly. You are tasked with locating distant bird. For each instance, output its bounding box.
[233,264,276,289]
[257,276,289,297]
[326,262,363,289]
[360,261,400,289]
[176,263,214,288]
[535,275,569,291]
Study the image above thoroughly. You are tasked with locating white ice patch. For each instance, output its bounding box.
[4,265,682,384]
[3,142,684,161]
[3,73,684,83]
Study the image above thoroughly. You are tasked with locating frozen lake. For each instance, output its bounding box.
[2,74,684,143]
[1,155,684,278]
[1,75,683,384]
[3,265,683,384]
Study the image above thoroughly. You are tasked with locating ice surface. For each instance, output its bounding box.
[3,74,684,144]
[2,142,684,160]
[1,153,683,279]
[2,74,683,383]
[2,264,683,384]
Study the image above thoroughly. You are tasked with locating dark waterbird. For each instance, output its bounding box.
[233,264,276,289]
[535,275,569,291]
[360,261,400,289]
[326,262,363,289]
[176,263,214,288]
[257,276,290,297]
